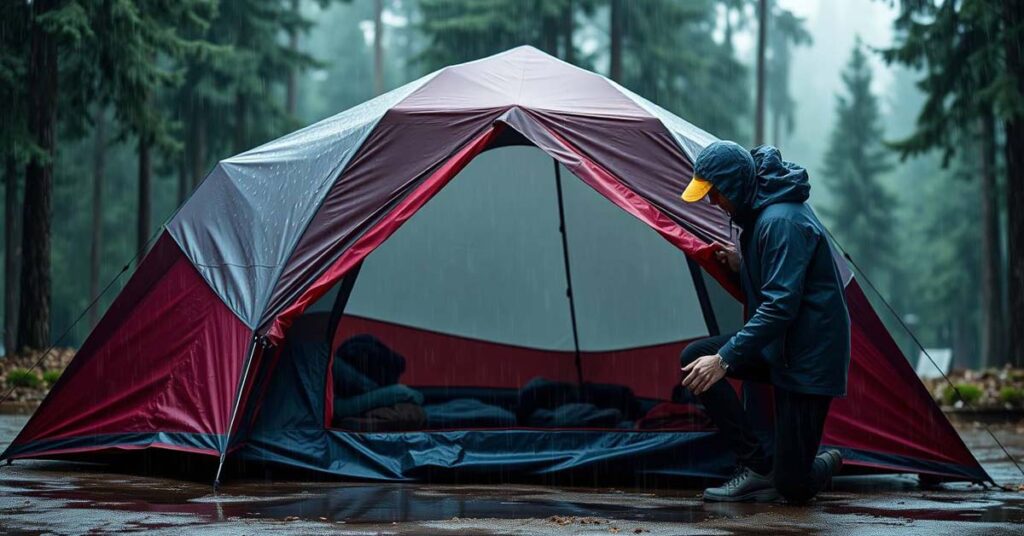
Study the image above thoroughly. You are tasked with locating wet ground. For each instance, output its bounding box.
[1,415,1022,535]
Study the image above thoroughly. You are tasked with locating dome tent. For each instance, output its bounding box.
[3,47,988,485]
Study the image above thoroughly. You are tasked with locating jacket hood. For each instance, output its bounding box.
[693,142,810,224]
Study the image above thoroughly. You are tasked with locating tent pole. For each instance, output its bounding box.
[553,160,584,385]
[686,257,721,336]
[325,261,363,346]
[214,334,260,490]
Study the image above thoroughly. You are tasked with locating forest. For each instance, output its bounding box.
[0,0,1021,370]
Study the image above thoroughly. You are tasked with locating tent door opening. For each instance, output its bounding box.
[314,143,736,433]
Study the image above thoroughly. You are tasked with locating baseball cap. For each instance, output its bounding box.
[681,175,713,203]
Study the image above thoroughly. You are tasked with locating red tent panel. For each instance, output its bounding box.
[824,280,983,474]
[9,234,251,456]
[332,314,690,401]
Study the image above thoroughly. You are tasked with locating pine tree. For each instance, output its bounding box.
[89,110,106,328]
[83,0,218,254]
[1003,0,1024,368]
[418,0,587,68]
[416,0,749,152]
[304,1,379,119]
[908,158,982,362]
[0,1,37,352]
[16,0,91,350]
[609,0,622,80]
[754,0,766,145]
[612,0,749,140]
[0,0,216,349]
[821,41,895,280]
[766,6,811,147]
[883,0,1019,366]
[176,0,328,201]
[220,0,321,153]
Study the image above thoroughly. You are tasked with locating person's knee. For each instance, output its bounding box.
[679,341,706,367]
[774,474,815,504]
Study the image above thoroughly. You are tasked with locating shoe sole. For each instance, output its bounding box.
[703,488,780,503]
[822,451,843,490]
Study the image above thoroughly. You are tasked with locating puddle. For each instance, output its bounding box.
[1,413,1022,534]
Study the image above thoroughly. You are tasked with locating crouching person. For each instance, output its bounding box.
[678,142,851,503]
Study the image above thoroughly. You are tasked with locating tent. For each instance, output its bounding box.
[2,47,988,485]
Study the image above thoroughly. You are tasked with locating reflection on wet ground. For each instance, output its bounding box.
[1,415,1022,535]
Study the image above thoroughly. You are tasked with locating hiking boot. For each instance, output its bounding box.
[703,466,779,502]
[815,449,843,490]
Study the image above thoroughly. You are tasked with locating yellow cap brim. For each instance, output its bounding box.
[681,176,713,203]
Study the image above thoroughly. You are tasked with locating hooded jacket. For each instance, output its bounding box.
[693,142,850,397]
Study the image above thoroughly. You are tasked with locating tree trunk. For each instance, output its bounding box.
[234,91,248,154]
[561,0,574,64]
[137,135,152,256]
[178,98,191,204]
[89,113,106,328]
[286,0,300,115]
[609,0,622,82]
[374,0,384,96]
[192,105,207,189]
[538,0,558,56]
[952,309,972,369]
[979,110,1005,367]
[177,150,188,205]
[1004,0,1024,368]
[400,0,415,82]
[724,5,734,51]
[18,0,58,350]
[4,157,20,354]
[755,0,768,146]
[773,109,781,147]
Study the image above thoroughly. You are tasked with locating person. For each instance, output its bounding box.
[678,141,851,504]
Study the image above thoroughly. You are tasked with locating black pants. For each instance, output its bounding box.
[680,333,833,503]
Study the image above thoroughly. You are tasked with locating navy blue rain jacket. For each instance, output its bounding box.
[693,142,851,397]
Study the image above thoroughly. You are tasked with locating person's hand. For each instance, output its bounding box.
[680,354,727,395]
[713,241,741,273]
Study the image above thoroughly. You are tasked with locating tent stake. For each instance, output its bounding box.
[214,334,261,489]
[553,160,584,385]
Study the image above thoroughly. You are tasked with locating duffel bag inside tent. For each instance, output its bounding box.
[2,47,989,485]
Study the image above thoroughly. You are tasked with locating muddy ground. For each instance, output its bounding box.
[1,414,1022,535]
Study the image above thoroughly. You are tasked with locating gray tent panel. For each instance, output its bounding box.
[167,73,437,327]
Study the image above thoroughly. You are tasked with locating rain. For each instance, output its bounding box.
[0,0,1022,534]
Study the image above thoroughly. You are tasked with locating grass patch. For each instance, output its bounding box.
[42,370,61,387]
[943,383,983,406]
[998,386,1024,406]
[6,368,41,389]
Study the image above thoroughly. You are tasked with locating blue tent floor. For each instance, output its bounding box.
[236,428,990,484]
